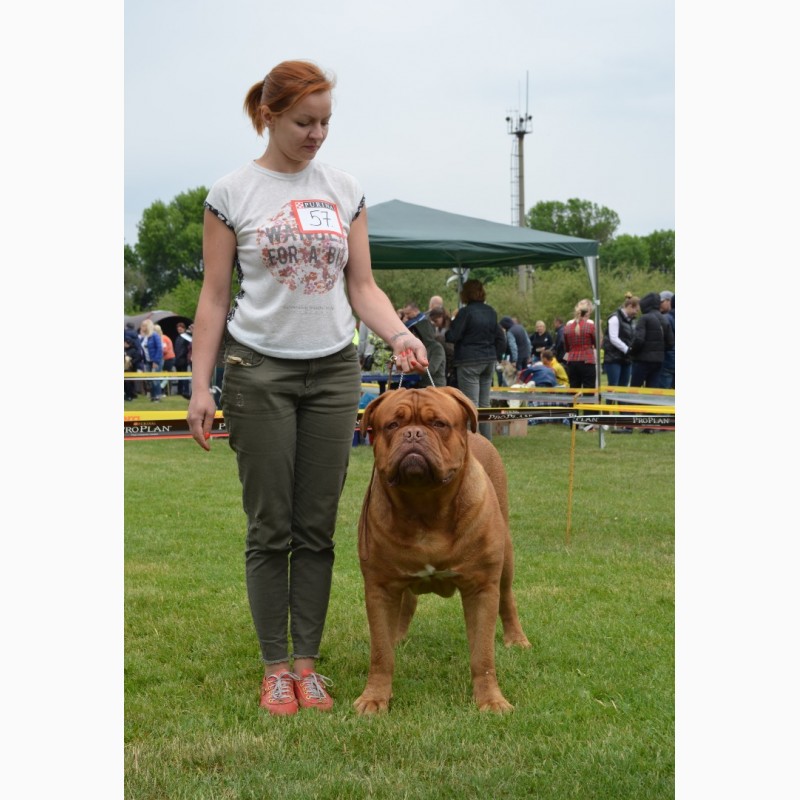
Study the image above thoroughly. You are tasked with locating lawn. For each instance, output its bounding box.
[125,424,674,799]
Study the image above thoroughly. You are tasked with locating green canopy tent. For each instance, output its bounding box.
[366,199,599,276]
[366,198,601,333]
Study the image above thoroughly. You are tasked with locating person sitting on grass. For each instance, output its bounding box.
[518,361,557,387]
[540,349,569,387]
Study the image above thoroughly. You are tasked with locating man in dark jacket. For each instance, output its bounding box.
[658,291,675,389]
[630,292,674,387]
[499,316,532,371]
[173,321,192,399]
[552,316,566,362]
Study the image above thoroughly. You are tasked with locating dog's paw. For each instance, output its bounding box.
[353,693,391,715]
[503,632,532,648]
[477,695,515,713]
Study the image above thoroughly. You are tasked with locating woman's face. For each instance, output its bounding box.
[535,322,545,334]
[264,90,332,170]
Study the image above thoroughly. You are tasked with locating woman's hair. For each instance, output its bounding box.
[623,295,640,310]
[428,305,451,328]
[244,60,335,136]
[460,279,486,304]
[573,299,594,319]
[140,319,154,336]
[571,299,594,336]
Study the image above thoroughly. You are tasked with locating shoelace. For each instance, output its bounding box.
[265,671,298,702]
[298,672,333,700]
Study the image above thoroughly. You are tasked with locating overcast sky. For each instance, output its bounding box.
[124,0,674,247]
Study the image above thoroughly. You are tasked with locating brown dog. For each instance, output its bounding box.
[353,386,530,715]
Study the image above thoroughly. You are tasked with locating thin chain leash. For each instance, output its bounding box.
[389,355,434,389]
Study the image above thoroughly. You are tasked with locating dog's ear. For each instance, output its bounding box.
[438,386,479,433]
[360,390,392,436]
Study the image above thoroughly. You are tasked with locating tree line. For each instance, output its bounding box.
[124,189,675,327]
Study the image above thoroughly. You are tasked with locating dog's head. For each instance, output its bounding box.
[360,387,478,490]
[499,361,518,383]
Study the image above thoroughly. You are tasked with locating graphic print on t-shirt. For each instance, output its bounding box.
[255,199,346,294]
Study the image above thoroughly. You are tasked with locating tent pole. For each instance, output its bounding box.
[583,254,605,449]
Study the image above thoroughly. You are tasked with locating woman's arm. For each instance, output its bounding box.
[344,210,428,372]
[608,315,627,352]
[186,210,237,450]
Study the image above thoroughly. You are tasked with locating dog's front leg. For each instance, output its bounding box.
[460,585,514,713]
[354,583,402,715]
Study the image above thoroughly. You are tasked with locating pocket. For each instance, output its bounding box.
[339,343,359,363]
[223,339,266,368]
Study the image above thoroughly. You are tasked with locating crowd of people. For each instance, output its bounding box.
[124,319,193,402]
[128,287,675,412]
[351,283,675,441]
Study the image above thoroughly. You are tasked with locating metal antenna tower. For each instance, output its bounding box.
[508,136,520,225]
[506,73,533,291]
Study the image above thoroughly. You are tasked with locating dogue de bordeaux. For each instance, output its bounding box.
[353,386,531,715]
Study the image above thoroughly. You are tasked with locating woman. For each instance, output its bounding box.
[428,305,456,387]
[154,323,176,396]
[445,279,505,440]
[602,295,639,387]
[186,60,428,716]
[529,320,553,363]
[139,318,163,402]
[563,298,597,389]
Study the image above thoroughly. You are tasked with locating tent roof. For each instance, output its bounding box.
[367,199,598,269]
[124,310,193,341]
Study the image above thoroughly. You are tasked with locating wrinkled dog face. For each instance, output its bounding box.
[363,388,477,489]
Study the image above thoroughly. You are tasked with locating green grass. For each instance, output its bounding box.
[125,425,674,799]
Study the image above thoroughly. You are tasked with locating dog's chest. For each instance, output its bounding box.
[407,563,461,597]
[393,530,464,596]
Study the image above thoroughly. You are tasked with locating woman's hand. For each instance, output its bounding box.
[187,388,218,451]
[390,334,429,374]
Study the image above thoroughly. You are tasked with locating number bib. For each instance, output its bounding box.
[291,200,344,237]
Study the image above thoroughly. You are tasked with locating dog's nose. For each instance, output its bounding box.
[402,427,425,441]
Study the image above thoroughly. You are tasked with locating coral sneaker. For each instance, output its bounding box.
[294,669,334,711]
[259,671,299,716]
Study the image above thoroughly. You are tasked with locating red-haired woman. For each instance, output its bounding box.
[187,60,428,716]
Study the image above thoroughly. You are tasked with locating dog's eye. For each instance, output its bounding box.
[432,420,447,429]
[384,421,399,431]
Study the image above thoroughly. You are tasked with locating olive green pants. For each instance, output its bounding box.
[221,336,361,664]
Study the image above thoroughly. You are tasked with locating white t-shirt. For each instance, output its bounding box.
[205,159,364,359]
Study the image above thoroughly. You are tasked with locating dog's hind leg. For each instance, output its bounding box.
[394,589,418,644]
